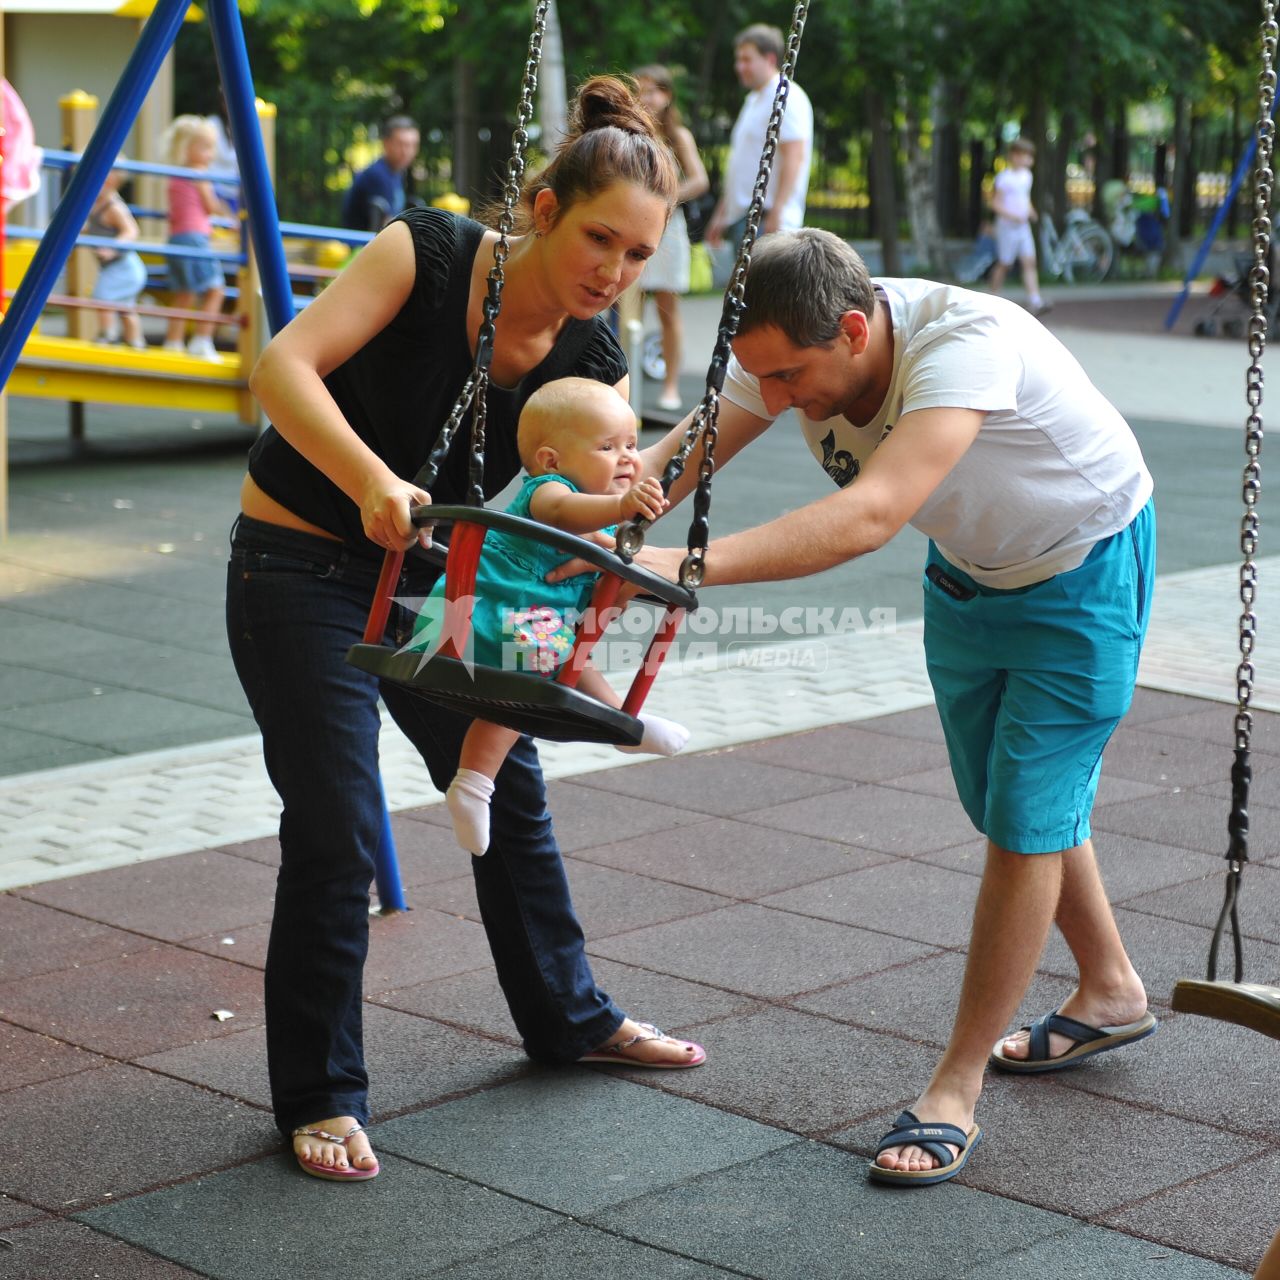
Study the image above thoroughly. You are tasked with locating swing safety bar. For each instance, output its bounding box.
[348,509,697,745]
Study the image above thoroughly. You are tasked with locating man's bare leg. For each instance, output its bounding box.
[876,842,1062,1172]
[998,838,1147,1062]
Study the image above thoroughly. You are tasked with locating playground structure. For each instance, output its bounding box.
[1,90,375,446]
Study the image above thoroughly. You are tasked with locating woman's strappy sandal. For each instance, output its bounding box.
[291,1123,380,1182]
[579,1020,706,1069]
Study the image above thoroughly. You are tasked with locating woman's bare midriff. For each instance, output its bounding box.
[239,473,342,541]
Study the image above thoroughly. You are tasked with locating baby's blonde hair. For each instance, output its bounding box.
[517,377,632,473]
[162,115,217,168]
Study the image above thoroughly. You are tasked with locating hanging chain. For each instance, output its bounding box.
[1215,0,1276,983]
[616,1,809,584]
[416,1,550,500]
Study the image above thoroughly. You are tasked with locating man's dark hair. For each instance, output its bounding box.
[738,229,877,348]
[734,23,784,62]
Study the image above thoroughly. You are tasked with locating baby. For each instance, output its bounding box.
[409,377,691,855]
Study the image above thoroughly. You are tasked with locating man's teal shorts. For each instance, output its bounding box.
[923,499,1155,855]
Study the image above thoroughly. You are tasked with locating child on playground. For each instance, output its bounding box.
[987,137,1051,317]
[408,377,691,856]
[161,115,228,360]
[85,161,147,349]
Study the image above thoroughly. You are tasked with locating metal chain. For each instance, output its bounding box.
[616,0,810,585]
[1215,0,1276,982]
[417,1,550,499]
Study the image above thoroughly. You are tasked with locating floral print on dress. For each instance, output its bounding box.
[505,606,577,675]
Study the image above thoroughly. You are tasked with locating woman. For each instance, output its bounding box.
[633,65,710,411]
[229,76,705,1185]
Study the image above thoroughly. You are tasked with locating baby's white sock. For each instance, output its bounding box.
[617,712,690,757]
[446,768,495,856]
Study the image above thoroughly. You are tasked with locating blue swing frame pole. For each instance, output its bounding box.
[1164,96,1279,332]
[203,0,292,335]
[0,0,190,386]
[204,0,408,913]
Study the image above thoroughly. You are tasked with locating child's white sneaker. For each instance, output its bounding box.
[186,336,219,360]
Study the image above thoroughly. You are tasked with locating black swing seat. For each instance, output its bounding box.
[347,505,698,745]
[1171,979,1280,1041]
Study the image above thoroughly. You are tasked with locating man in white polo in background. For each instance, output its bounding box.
[706,22,813,255]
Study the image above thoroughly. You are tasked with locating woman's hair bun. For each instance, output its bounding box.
[571,75,656,141]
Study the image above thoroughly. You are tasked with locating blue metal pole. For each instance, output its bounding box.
[202,0,408,913]
[0,0,190,387]
[1165,99,1277,332]
[202,0,293,335]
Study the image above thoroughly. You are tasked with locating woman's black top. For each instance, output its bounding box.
[247,207,628,555]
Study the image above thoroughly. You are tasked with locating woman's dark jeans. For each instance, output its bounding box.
[226,516,624,1135]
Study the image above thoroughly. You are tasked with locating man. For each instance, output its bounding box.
[341,116,420,233]
[632,228,1158,1186]
[705,23,813,254]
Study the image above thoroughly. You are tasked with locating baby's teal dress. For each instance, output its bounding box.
[409,474,614,674]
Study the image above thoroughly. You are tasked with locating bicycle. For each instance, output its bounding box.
[1039,209,1113,284]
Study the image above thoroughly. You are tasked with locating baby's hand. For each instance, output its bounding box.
[619,476,668,523]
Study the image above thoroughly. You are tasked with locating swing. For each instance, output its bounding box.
[1171,4,1280,1042]
[347,2,811,745]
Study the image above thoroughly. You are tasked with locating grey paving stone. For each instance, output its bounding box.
[1103,727,1275,789]
[855,704,948,742]
[19,850,278,944]
[643,1005,941,1136]
[0,1021,105,1092]
[833,1074,1257,1218]
[0,690,251,751]
[1137,702,1280,748]
[0,944,264,1058]
[1122,861,1280,942]
[137,1004,529,1116]
[77,1154,557,1280]
[0,1193,47,1230]
[428,1219,729,1279]
[0,893,146,980]
[589,902,937,998]
[731,722,951,782]
[568,816,885,900]
[0,661,103,711]
[574,750,850,818]
[6,585,231,658]
[740,784,974,856]
[789,950,1074,1049]
[1053,1010,1280,1138]
[759,859,981,949]
[0,1218,208,1279]
[1101,1151,1280,1274]
[1121,687,1226,726]
[1092,789,1280,860]
[0,724,114,773]
[417,861,731,940]
[4,1063,272,1211]
[1038,906,1280,1007]
[375,1072,794,1216]
[1073,832,1227,903]
[954,1223,1250,1278]
[590,1140,1073,1280]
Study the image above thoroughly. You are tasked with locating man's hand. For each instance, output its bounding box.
[546,539,685,587]
[619,476,669,523]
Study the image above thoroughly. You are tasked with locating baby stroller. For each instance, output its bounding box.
[1194,245,1280,339]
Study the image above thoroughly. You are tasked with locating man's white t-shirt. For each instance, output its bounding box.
[722,279,1153,589]
[722,75,813,229]
[994,166,1033,224]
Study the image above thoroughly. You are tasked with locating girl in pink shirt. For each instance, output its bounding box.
[162,116,229,359]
